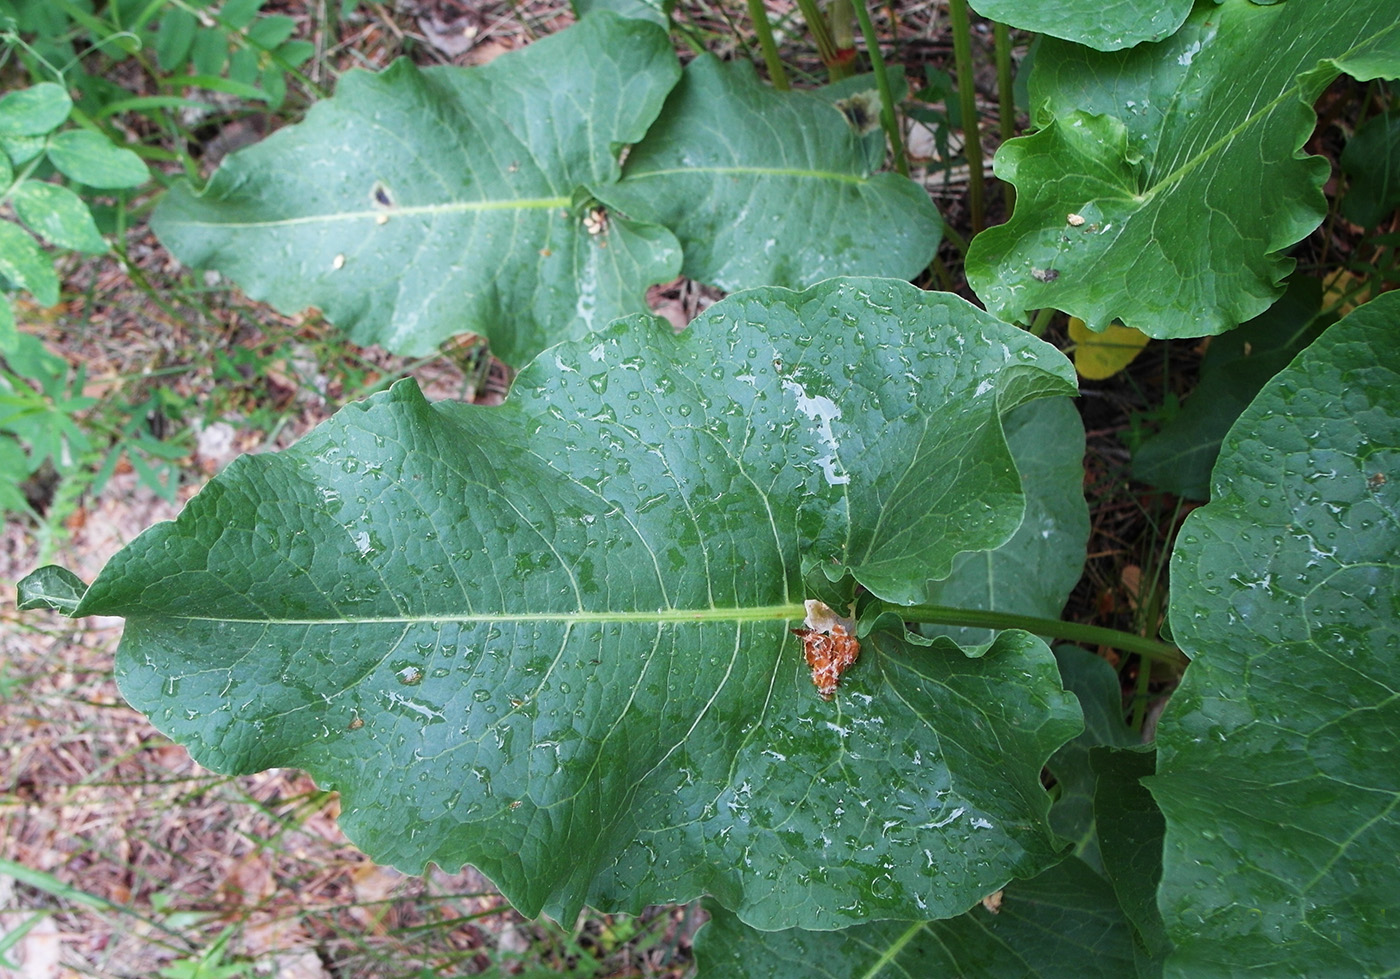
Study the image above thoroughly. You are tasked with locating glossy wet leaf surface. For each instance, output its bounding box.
[693,856,1137,979]
[22,280,1082,930]
[967,0,1400,339]
[920,398,1088,647]
[967,0,1190,51]
[1153,291,1400,977]
[596,57,941,292]
[151,13,681,367]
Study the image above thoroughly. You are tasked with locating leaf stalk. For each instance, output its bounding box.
[947,0,984,231]
[883,602,1189,667]
[746,0,791,90]
[853,0,907,176]
[993,20,1015,214]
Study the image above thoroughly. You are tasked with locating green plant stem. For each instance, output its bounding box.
[885,602,1189,667]
[929,253,954,291]
[993,20,1015,214]
[164,0,330,101]
[1028,305,1057,336]
[0,858,187,941]
[0,153,44,205]
[1130,651,1154,730]
[853,0,907,176]
[938,216,968,257]
[746,0,790,90]
[828,0,857,78]
[947,0,985,232]
[794,0,841,77]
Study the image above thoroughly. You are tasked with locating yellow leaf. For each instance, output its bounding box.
[1322,269,1372,315]
[1068,316,1151,380]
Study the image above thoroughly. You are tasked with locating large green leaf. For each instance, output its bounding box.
[573,0,672,27]
[1131,277,1326,500]
[150,13,682,367]
[1151,291,1400,977]
[922,397,1089,646]
[1092,746,1169,978]
[0,82,72,136]
[20,279,1082,930]
[1340,108,1400,228]
[966,0,1400,339]
[595,56,942,292]
[967,0,1191,52]
[1045,646,1136,873]
[693,857,1138,979]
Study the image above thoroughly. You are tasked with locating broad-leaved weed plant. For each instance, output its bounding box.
[18,2,1400,976]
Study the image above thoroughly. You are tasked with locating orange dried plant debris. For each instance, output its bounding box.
[793,599,860,700]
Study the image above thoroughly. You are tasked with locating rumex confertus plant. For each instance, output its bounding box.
[17,1,1400,976]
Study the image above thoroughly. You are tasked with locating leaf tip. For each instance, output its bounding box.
[17,565,89,615]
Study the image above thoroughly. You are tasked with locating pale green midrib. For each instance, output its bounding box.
[135,603,806,627]
[167,196,571,230]
[857,921,925,979]
[623,165,868,185]
[1144,18,1400,204]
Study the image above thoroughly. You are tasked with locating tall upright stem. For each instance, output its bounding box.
[794,0,844,79]
[1028,305,1057,336]
[853,0,908,176]
[993,20,1015,214]
[947,0,984,232]
[746,0,790,90]
[828,0,857,77]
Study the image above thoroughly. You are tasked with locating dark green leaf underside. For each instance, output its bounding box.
[1045,646,1137,875]
[1132,277,1326,500]
[1340,109,1400,228]
[694,857,1137,979]
[1092,746,1169,974]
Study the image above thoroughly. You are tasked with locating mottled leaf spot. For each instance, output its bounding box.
[372,182,394,208]
[834,91,880,136]
[1066,213,1086,227]
[397,665,424,685]
[347,715,364,731]
[1031,267,1060,283]
[793,599,860,700]
[1368,472,1386,490]
[981,890,1004,914]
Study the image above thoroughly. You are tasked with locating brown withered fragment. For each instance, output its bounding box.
[793,599,860,700]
